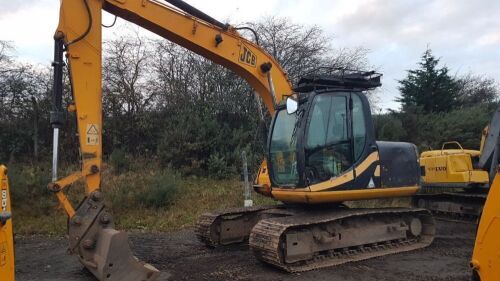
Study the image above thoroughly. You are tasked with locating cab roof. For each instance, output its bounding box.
[294,70,382,93]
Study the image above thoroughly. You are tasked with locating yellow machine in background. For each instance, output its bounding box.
[415,107,500,221]
[470,168,500,281]
[0,165,14,281]
[420,141,489,188]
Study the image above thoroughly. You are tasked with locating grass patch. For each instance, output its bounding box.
[9,161,276,235]
[107,172,276,232]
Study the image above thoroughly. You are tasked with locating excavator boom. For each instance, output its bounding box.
[50,0,292,280]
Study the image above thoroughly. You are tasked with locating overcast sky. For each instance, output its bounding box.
[1,0,499,111]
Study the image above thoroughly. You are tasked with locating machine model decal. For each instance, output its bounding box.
[428,166,447,172]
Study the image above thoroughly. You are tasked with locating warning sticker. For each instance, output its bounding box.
[86,124,99,146]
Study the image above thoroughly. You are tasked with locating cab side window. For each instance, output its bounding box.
[305,95,352,183]
[352,94,366,160]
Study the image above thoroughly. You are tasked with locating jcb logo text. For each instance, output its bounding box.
[239,44,256,67]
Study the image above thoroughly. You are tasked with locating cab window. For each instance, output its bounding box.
[352,94,366,160]
[305,94,352,184]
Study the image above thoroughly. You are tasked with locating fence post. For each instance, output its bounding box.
[242,151,253,207]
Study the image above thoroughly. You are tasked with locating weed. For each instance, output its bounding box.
[207,154,234,179]
[110,148,130,174]
[136,171,179,208]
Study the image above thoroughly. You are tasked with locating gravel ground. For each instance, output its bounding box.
[15,220,476,281]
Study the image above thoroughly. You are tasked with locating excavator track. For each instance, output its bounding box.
[413,192,486,222]
[249,208,435,272]
[195,205,289,247]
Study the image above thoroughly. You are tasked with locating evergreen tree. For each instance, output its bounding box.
[397,49,460,113]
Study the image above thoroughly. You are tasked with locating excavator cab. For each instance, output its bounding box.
[265,71,421,200]
[268,72,379,188]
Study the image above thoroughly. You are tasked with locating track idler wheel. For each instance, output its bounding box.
[68,191,160,281]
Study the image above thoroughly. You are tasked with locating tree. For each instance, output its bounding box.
[0,41,13,73]
[102,34,158,154]
[374,113,405,142]
[0,61,52,162]
[457,73,499,106]
[248,17,369,85]
[397,48,460,113]
[0,18,372,174]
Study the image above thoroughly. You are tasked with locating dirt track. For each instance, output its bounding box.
[15,220,475,281]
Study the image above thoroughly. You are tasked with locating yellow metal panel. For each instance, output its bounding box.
[272,186,419,204]
[254,159,273,197]
[56,0,103,194]
[421,149,481,158]
[0,165,14,281]
[55,192,76,218]
[420,151,486,185]
[470,170,489,184]
[448,154,472,173]
[471,172,500,280]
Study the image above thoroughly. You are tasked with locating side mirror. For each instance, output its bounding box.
[286,94,299,114]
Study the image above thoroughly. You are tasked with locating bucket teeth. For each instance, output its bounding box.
[69,195,161,281]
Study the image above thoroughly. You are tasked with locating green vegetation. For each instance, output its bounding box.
[397,49,461,113]
[375,48,499,152]
[375,103,497,151]
[10,161,277,236]
[0,18,369,177]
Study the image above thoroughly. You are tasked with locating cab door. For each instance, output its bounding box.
[302,93,355,185]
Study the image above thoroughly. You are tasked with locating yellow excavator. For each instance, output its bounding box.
[470,162,500,281]
[49,0,434,280]
[0,165,14,281]
[414,107,500,221]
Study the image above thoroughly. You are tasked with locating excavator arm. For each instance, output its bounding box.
[49,0,292,280]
